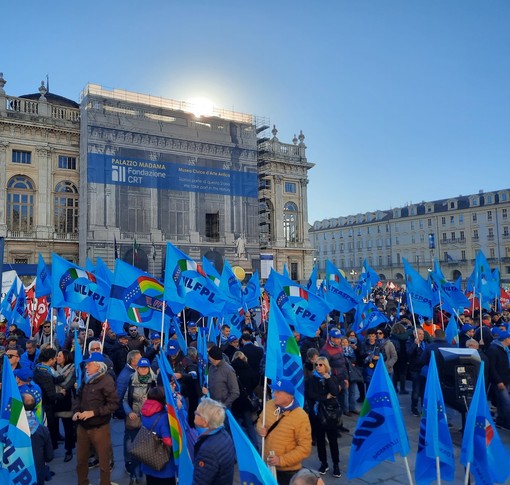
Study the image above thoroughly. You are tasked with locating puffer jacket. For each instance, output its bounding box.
[320,341,348,382]
[256,399,312,472]
[192,426,235,485]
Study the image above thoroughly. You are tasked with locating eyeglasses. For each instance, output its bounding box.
[129,329,137,333]
[7,354,18,359]
[43,326,51,329]
[315,363,324,367]
[376,331,384,335]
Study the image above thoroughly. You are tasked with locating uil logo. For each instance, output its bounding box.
[112,165,126,182]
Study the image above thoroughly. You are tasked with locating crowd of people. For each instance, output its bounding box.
[0,287,509,484]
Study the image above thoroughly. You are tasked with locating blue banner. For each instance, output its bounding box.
[87,153,258,198]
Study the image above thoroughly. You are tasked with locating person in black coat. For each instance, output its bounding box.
[239,333,264,382]
[406,327,426,416]
[231,351,259,451]
[22,393,53,485]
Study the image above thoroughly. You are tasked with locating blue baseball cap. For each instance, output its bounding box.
[227,335,239,343]
[187,321,197,328]
[461,324,476,333]
[329,328,342,339]
[14,367,33,381]
[137,358,151,368]
[150,332,161,340]
[85,352,105,364]
[498,330,510,340]
[117,332,128,339]
[167,342,180,355]
[271,379,295,395]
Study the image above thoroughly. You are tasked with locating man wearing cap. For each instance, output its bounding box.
[73,352,119,485]
[223,335,239,361]
[185,321,198,346]
[15,367,43,412]
[459,324,476,348]
[320,328,349,402]
[487,330,510,430]
[143,332,162,363]
[204,345,239,409]
[474,313,494,352]
[112,332,131,375]
[257,379,312,485]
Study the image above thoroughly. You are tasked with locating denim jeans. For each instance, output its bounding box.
[409,370,422,411]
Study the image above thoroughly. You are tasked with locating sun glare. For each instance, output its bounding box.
[187,97,215,118]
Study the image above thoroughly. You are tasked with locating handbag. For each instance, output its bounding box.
[128,414,171,471]
[125,414,142,430]
[348,362,364,384]
[317,398,342,429]
[246,393,261,413]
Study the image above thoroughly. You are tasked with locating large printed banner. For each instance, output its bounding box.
[87,152,258,198]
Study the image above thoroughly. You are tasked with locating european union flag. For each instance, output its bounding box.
[11,285,31,338]
[348,357,410,479]
[415,352,455,484]
[51,254,110,322]
[265,303,304,407]
[0,355,37,484]
[1,279,18,324]
[226,409,278,485]
[460,361,510,485]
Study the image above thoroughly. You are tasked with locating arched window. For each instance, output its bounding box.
[7,176,35,232]
[283,201,298,243]
[54,181,79,234]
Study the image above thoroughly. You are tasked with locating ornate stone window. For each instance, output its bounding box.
[283,201,298,243]
[54,181,79,234]
[7,175,35,231]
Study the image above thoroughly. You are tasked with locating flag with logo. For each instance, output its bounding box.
[355,259,380,297]
[51,254,110,321]
[0,355,37,484]
[415,352,455,484]
[325,260,359,312]
[242,271,261,310]
[265,303,304,407]
[11,284,31,338]
[108,259,172,332]
[163,242,225,316]
[460,361,510,484]
[348,358,410,478]
[1,279,18,323]
[352,300,389,335]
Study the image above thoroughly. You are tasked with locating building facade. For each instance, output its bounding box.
[0,73,80,278]
[258,126,314,282]
[309,189,510,284]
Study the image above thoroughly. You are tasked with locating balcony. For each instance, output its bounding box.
[5,95,80,122]
[54,232,79,240]
[7,230,35,239]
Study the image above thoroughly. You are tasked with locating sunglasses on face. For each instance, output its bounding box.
[376,332,384,335]
[315,363,324,367]
[7,354,18,359]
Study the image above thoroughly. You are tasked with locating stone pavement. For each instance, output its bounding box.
[49,393,510,484]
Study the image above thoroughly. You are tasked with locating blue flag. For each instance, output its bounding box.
[242,271,261,310]
[348,358,410,479]
[460,361,510,485]
[468,251,498,310]
[35,253,52,299]
[11,284,30,338]
[403,258,433,318]
[220,260,244,311]
[201,257,221,287]
[325,260,359,312]
[306,266,319,295]
[265,304,304,407]
[108,259,171,332]
[55,307,67,348]
[352,301,389,335]
[226,410,278,485]
[444,318,459,347]
[197,327,209,388]
[355,259,380,297]
[95,257,114,285]
[51,254,110,321]
[415,352,455,484]
[163,242,225,316]
[74,329,83,386]
[265,270,332,337]
[0,355,37,484]
[1,279,18,324]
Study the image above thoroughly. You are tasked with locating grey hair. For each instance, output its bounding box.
[196,398,226,429]
[126,350,141,365]
[232,350,247,362]
[465,338,479,349]
[88,340,102,352]
[187,347,198,359]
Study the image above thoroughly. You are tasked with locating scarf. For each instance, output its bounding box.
[343,345,355,359]
[35,363,56,377]
[274,399,299,418]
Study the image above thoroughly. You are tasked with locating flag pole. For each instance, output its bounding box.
[436,456,442,484]
[478,292,484,346]
[407,294,419,338]
[261,375,268,459]
[464,463,471,485]
[50,307,56,348]
[182,310,188,345]
[101,321,107,351]
[83,313,91,355]
[403,456,414,485]
[160,301,166,352]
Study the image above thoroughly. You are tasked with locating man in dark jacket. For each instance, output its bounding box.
[112,332,131,375]
[406,327,426,416]
[204,346,239,409]
[73,352,119,485]
[22,393,53,485]
[240,332,264,381]
[487,331,510,429]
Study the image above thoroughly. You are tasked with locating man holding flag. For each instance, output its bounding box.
[256,379,312,485]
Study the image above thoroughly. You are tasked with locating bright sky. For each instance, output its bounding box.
[4,1,509,224]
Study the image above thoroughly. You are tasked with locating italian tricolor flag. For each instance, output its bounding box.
[283,286,308,300]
